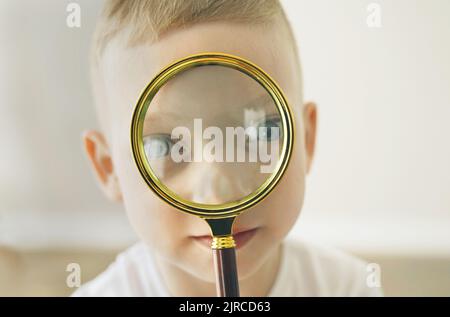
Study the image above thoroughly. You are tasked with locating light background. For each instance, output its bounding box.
[0,0,449,295]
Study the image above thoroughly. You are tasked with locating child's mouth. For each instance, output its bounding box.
[191,227,259,250]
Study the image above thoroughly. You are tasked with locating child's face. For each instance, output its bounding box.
[90,20,316,282]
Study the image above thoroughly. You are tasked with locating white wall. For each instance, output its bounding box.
[283,0,450,254]
[0,0,129,249]
[0,1,449,254]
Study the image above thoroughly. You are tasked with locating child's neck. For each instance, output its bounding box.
[155,244,282,297]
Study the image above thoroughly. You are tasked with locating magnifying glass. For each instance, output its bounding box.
[130,53,294,297]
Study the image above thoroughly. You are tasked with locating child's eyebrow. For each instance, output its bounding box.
[242,94,275,110]
[144,111,184,127]
[144,94,276,123]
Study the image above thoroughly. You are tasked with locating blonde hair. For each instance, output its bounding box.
[93,0,291,60]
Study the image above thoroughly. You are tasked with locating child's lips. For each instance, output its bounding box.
[191,228,259,250]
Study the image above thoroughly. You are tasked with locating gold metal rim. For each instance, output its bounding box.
[130,52,295,219]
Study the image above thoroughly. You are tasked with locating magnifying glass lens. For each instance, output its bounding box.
[142,65,284,206]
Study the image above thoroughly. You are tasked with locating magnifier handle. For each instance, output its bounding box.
[212,236,240,297]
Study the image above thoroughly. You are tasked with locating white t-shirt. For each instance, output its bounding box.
[72,239,382,297]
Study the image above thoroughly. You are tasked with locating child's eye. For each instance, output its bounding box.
[257,118,282,141]
[143,134,174,159]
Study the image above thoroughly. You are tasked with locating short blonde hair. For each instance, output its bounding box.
[93,0,293,60]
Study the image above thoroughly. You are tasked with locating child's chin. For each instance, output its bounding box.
[189,230,266,279]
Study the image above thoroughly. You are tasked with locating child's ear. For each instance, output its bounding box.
[303,102,317,174]
[82,130,123,202]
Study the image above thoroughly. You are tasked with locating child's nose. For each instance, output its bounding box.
[181,162,253,205]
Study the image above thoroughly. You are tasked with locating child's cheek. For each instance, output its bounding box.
[267,148,305,237]
[112,142,190,252]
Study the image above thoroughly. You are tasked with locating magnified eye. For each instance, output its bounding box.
[258,118,282,141]
[143,134,174,159]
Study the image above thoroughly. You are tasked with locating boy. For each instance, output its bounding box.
[75,0,382,296]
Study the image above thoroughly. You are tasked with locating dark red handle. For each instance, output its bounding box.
[212,247,240,297]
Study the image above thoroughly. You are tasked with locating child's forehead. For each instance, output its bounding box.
[100,21,301,118]
[107,21,294,80]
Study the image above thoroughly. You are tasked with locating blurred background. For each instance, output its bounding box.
[0,0,449,296]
